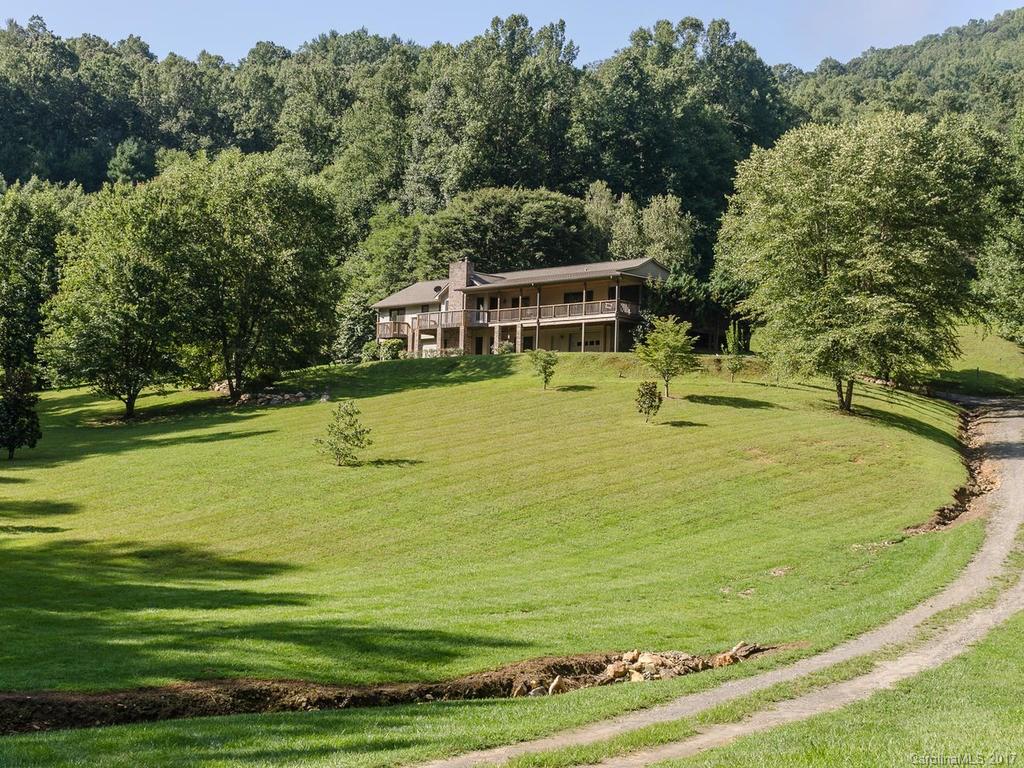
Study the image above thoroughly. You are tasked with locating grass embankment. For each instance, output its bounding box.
[933,326,1024,395]
[0,353,981,766]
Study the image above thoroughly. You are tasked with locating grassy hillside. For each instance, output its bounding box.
[0,353,982,765]
[933,326,1024,396]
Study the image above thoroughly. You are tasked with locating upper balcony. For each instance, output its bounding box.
[378,300,641,339]
[492,299,640,324]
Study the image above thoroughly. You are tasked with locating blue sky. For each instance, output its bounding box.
[4,0,1018,69]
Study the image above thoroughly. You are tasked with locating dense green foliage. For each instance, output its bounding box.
[718,112,999,410]
[0,179,82,376]
[37,184,184,418]
[150,151,341,398]
[782,8,1024,131]
[0,367,40,459]
[419,187,602,274]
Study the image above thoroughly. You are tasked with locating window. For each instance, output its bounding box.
[575,339,601,349]
[564,290,593,303]
[420,304,429,313]
[523,336,535,350]
[488,296,499,310]
[388,308,405,321]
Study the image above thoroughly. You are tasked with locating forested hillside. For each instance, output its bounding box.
[782,7,1024,129]
[0,16,786,228]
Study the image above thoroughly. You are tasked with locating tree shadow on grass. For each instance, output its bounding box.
[0,536,526,692]
[855,404,962,452]
[0,499,79,519]
[556,384,596,392]
[684,394,780,409]
[662,420,708,428]
[24,393,279,470]
[0,525,66,534]
[364,458,425,468]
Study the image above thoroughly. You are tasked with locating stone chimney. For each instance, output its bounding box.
[447,258,473,311]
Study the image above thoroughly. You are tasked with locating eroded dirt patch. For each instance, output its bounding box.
[0,644,773,735]
[906,407,999,533]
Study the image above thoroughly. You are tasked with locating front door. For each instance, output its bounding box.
[474,335,484,355]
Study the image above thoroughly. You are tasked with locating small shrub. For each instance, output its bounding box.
[635,381,663,422]
[378,338,404,361]
[494,340,516,355]
[314,400,373,466]
[527,349,558,389]
[361,340,380,362]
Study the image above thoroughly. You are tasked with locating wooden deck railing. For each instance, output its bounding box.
[376,321,410,338]
[495,300,639,323]
[380,302,640,338]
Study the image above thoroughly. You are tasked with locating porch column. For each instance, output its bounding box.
[515,323,523,353]
[613,279,620,352]
[535,287,541,348]
[492,324,500,353]
[581,281,587,353]
[494,295,501,352]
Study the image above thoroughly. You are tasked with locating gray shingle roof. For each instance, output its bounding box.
[461,258,665,291]
[371,280,447,309]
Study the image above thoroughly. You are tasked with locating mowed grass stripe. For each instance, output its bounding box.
[0,354,978,693]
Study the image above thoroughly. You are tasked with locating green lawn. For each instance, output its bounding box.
[0,353,983,765]
[666,612,1024,767]
[932,326,1024,395]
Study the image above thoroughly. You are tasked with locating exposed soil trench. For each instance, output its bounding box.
[0,645,773,735]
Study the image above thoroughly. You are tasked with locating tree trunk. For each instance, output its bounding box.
[124,391,138,420]
[7,447,14,460]
[664,377,670,398]
[844,378,855,411]
[834,378,845,410]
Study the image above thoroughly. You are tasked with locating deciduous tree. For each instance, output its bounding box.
[718,112,999,410]
[37,183,182,418]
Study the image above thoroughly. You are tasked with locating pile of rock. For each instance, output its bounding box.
[509,643,765,698]
[236,391,312,407]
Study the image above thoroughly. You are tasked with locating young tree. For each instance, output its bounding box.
[724,324,744,382]
[635,381,662,422]
[0,367,41,460]
[315,400,373,466]
[527,349,558,389]
[717,112,999,411]
[634,316,698,397]
[156,150,341,399]
[37,184,183,418]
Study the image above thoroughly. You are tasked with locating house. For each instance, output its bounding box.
[372,257,669,356]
